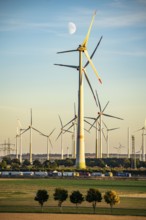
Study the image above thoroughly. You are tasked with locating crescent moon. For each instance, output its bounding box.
[68,22,76,35]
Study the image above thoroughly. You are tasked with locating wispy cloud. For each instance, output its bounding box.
[95,11,146,28]
[105,49,146,57]
[0,18,62,32]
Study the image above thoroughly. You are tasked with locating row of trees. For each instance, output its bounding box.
[34,188,120,214]
[1,157,146,169]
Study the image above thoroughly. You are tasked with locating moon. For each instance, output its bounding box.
[68,22,76,35]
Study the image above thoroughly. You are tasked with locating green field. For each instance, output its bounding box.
[0,178,146,216]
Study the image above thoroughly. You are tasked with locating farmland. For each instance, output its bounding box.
[0,178,146,216]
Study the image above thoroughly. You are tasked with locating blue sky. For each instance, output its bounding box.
[0,0,146,156]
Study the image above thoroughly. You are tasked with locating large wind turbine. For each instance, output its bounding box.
[55,12,102,168]
[21,109,44,164]
[39,128,55,160]
[87,91,123,158]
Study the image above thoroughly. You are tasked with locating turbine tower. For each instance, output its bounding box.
[55,12,102,168]
[39,128,55,160]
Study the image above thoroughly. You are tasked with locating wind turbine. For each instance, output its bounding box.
[56,115,66,160]
[135,119,146,161]
[114,144,125,159]
[21,109,44,164]
[103,122,119,158]
[62,103,78,159]
[55,12,102,168]
[39,128,55,160]
[86,91,123,158]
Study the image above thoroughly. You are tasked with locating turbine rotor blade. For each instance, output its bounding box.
[32,127,42,134]
[63,129,73,134]
[30,108,32,126]
[102,101,110,113]
[54,64,78,69]
[84,50,102,84]
[89,115,100,131]
[40,133,46,137]
[95,90,102,112]
[56,131,62,141]
[103,113,123,120]
[84,36,103,68]
[85,116,97,120]
[65,123,74,132]
[83,69,98,107]
[63,116,77,128]
[20,127,29,135]
[48,128,56,137]
[58,115,63,127]
[49,138,53,149]
[84,119,97,129]
[102,121,108,129]
[74,102,76,116]
[108,127,120,131]
[81,11,96,48]
[57,49,78,54]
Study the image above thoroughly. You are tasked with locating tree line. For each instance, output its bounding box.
[34,188,120,214]
[1,157,146,176]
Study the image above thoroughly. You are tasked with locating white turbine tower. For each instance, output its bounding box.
[55,12,102,168]
[39,128,55,160]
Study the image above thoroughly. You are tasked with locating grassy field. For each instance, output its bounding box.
[0,178,146,216]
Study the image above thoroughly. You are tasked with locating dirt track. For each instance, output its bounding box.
[0,213,146,220]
